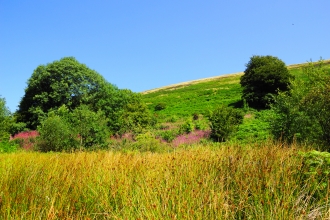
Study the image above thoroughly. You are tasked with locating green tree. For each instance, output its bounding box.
[71,105,109,149]
[0,96,11,142]
[117,92,153,134]
[270,60,330,147]
[37,113,77,152]
[208,105,244,142]
[240,55,293,108]
[16,57,111,129]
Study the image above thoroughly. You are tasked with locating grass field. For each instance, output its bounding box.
[1,143,329,219]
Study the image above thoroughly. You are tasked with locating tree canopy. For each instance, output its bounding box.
[240,55,294,108]
[17,57,112,129]
[16,57,152,133]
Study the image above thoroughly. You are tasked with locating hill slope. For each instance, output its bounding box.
[142,59,330,120]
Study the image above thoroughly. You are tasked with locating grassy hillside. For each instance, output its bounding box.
[142,60,330,120]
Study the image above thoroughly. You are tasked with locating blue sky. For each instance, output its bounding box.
[1,0,329,112]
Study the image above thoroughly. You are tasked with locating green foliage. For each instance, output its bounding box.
[194,119,208,130]
[0,140,18,153]
[180,119,195,134]
[71,105,109,149]
[154,103,166,111]
[93,88,152,134]
[130,132,167,152]
[9,122,27,136]
[37,105,110,152]
[299,150,330,199]
[270,60,330,147]
[0,96,12,142]
[37,113,77,152]
[16,57,112,129]
[208,105,244,142]
[240,55,294,108]
[118,93,152,134]
[159,129,178,142]
[233,111,271,143]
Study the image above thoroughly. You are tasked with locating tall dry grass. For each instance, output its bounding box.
[0,143,329,219]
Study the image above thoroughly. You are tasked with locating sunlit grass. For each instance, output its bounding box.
[1,143,329,219]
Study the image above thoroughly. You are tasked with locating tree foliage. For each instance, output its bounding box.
[37,105,110,152]
[240,55,293,108]
[17,57,110,129]
[16,57,152,135]
[270,60,330,148]
[208,105,243,142]
[0,97,11,142]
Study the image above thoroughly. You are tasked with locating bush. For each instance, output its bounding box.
[71,105,110,149]
[37,114,77,152]
[0,140,18,153]
[155,103,166,111]
[180,119,195,134]
[208,105,244,142]
[159,129,178,142]
[118,101,152,134]
[131,132,167,153]
[240,55,293,108]
[0,97,11,142]
[194,119,208,130]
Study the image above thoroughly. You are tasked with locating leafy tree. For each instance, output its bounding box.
[71,105,109,149]
[208,105,243,142]
[0,96,11,142]
[37,113,77,152]
[240,55,294,108]
[16,57,111,129]
[270,60,330,147]
[117,92,153,134]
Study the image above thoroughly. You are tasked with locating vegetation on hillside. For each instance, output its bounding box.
[1,57,330,219]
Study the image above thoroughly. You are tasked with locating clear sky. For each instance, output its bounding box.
[1,0,329,112]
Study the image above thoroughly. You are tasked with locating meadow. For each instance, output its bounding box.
[1,143,330,219]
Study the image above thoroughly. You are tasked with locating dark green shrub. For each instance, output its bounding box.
[155,103,166,111]
[240,55,294,108]
[193,113,199,120]
[208,105,244,142]
[37,114,77,152]
[71,105,110,149]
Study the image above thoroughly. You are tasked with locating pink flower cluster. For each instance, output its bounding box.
[11,131,39,150]
[172,130,211,147]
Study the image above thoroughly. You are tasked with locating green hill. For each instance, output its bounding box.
[142,59,330,119]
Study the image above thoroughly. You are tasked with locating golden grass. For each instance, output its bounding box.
[0,144,329,219]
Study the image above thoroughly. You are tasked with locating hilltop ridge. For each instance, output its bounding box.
[141,59,330,95]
